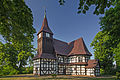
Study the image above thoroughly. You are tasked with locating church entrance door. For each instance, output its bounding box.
[63,68,66,75]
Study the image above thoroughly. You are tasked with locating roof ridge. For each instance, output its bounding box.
[54,38,68,44]
[68,37,83,45]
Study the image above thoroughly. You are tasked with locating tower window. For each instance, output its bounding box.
[46,33,50,37]
[39,33,41,38]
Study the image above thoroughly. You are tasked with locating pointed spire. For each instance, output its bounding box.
[38,10,53,35]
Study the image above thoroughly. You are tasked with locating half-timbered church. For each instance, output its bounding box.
[33,11,100,76]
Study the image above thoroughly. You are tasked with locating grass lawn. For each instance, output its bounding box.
[0,74,116,80]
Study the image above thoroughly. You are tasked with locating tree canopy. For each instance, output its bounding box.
[59,0,119,15]
[0,0,36,75]
[91,1,120,74]
[91,31,114,74]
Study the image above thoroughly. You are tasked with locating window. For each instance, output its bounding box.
[46,33,50,37]
[74,67,77,70]
[78,56,82,62]
[39,33,41,38]
[85,56,90,62]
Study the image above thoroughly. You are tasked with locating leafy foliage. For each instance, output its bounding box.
[0,0,36,75]
[0,65,19,76]
[91,1,120,74]
[116,72,120,79]
[91,31,114,74]
[100,1,120,70]
[21,66,33,74]
[114,43,120,70]
[59,0,119,15]
[59,0,65,5]
[51,74,57,78]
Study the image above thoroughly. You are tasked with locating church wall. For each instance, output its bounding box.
[86,68,95,76]
[67,55,90,63]
[33,58,58,75]
[58,55,67,63]
[40,58,58,75]
[86,67,100,76]
[33,55,100,76]
[33,59,40,75]
[57,55,88,75]
[35,54,100,76]
[58,65,65,74]
[64,65,86,75]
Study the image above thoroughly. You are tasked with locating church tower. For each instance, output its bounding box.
[33,10,57,75]
[37,10,54,55]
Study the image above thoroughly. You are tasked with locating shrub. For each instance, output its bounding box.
[0,65,19,76]
[21,66,33,74]
[100,69,105,75]
[116,72,120,80]
[51,74,57,78]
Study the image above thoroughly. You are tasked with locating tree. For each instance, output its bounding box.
[91,1,120,74]
[100,1,120,71]
[91,31,114,74]
[59,0,119,15]
[114,43,120,70]
[0,0,36,75]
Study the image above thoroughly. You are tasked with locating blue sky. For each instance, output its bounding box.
[25,0,102,59]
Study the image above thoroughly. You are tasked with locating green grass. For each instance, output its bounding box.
[0,74,116,80]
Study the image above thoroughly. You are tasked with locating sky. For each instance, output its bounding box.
[24,0,102,59]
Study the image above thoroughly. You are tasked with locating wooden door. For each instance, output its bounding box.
[63,68,66,75]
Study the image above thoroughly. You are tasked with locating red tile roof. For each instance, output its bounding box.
[33,52,57,60]
[37,15,53,35]
[53,37,92,56]
[68,37,92,56]
[53,39,69,55]
[85,59,99,68]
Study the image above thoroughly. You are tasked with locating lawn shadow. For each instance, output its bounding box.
[0,74,35,78]
[42,76,90,80]
[0,75,115,80]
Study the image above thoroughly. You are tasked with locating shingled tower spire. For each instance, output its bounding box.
[38,10,53,35]
[35,10,56,59]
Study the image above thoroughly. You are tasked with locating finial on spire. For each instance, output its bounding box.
[44,9,46,18]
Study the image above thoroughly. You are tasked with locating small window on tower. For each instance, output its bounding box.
[46,33,50,37]
[39,33,41,38]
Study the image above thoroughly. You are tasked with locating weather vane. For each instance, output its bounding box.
[43,6,46,18]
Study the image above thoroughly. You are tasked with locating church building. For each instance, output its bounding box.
[33,12,100,76]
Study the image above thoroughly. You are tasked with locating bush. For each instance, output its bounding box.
[51,74,57,78]
[21,66,33,74]
[100,69,105,75]
[116,72,120,80]
[0,65,19,76]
